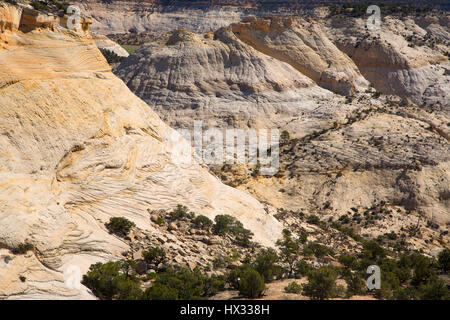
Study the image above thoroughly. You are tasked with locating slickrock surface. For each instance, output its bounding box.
[93,33,130,57]
[74,0,246,35]
[114,14,449,254]
[325,14,450,109]
[114,14,449,132]
[0,3,281,299]
[114,26,366,131]
[230,16,368,95]
[215,100,449,251]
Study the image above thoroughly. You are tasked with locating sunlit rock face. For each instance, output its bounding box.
[325,14,450,110]
[0,3,281,299]
[114,23,368,132]
[114,13,449,252]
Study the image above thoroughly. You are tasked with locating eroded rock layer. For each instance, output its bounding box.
[114,14,449,247]
[326,14,450,109]
[115,24,368,131]
[0,3,281,299]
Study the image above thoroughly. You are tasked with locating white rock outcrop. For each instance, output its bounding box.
[0,3,281,299]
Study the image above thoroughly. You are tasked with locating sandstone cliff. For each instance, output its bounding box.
[230,16,368,95]
[0,3,281,299]
[325,14,449,109]
[114,25,369,132]
[74,0,247,35]
[114,14,449,254]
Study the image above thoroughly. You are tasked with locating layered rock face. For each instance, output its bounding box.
[230,16,368,95]
[325,14,450,109]
[115,22,368,131]
[74,0,247,35]
[114,14,449,249]
[235,105,450,224]
[0,3,281,299]
[80,0,448,108]
[72,1,450,35]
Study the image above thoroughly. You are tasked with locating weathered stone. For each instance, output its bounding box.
[135,260,148,275]
[0,2,282,299]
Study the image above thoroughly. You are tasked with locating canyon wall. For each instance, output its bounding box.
[114,15,449,237]
[0,3,281,299]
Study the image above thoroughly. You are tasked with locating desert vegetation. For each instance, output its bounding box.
[82,205,449,300]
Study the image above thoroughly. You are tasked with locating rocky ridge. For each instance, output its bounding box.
[325,13,450,109]
[114,14,449,256]
[0,2,282,299]
[114,24,369,132]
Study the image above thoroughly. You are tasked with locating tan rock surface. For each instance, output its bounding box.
[93,33,129,57]
[114,14,449,241]
[325,14,449,109]
[0,3,282,299]
[230,16,369,95]
[74,0,246,35]
[114,27,365,131]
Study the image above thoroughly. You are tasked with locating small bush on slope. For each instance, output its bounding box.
[105,217,135,237]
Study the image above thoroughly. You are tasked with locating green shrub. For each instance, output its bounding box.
[302,266,338,300]
[298,231,308,244]
[31,1,48,11]
[213,214,236,235]
[294,260,311,278]
[394,279,449,300]
[338,254,357,269]
[105,217,135,237]
[345,273,365,297]
[302,242,334,258]
[280,130,290,144]
[386,231,397,240]
[419,280,449,300]
[373,265,403,300]
[306,215,320,225]
[238,269,266,299]
[225,264,256,290]
[212,255,231,269]
[213,214,254,247]
[438,248,450,273]
[143,283,179,300]
[334,284,347,298]
[146,272,157,281]
[11,243,34,255]
[202,274,226,297]
[100,48,124,64]
[410,254,433,287]
[143,267,224,300]
[193,215,213,230]
[82,260,142,300]
[252,248,281,282]
[170,204,194,220]
[143,247,166,269]
[234,227,254,247]
[393,286,420,300]
[284,281,302,294]
[276,229,301,278]
[361,240,385,261]
[225,267,242,290]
